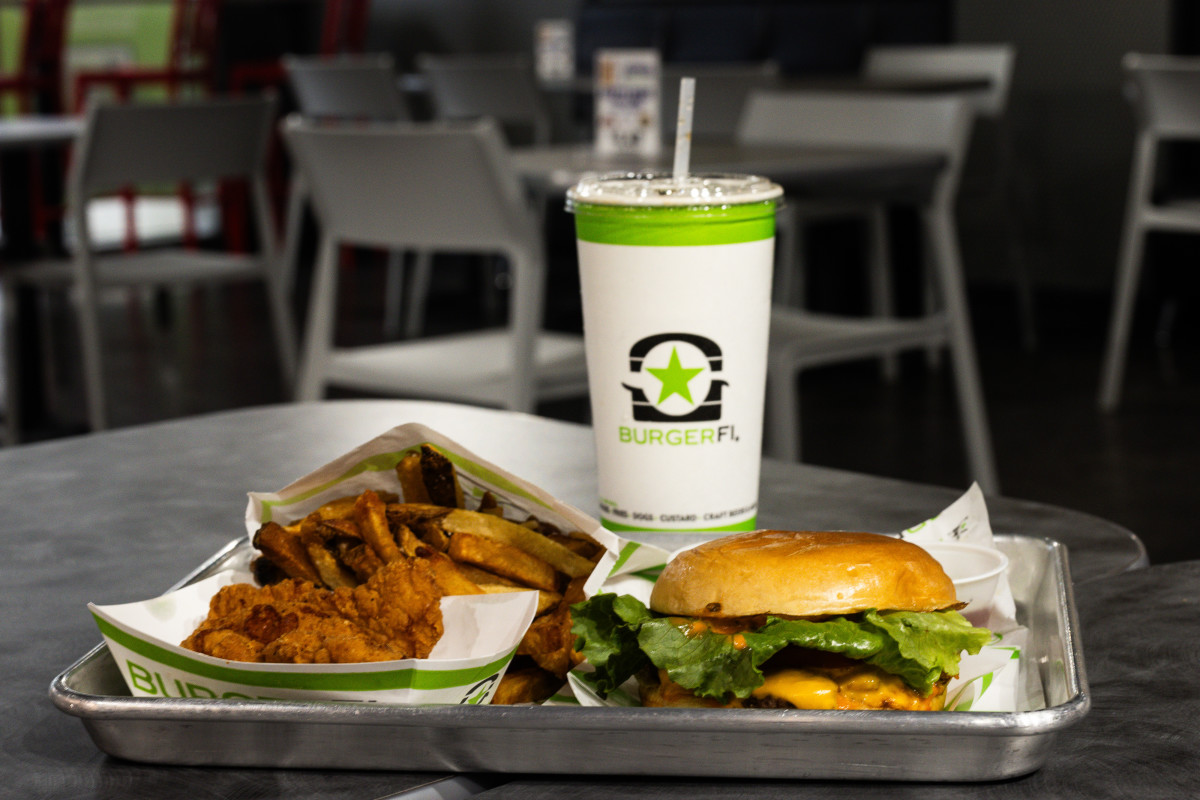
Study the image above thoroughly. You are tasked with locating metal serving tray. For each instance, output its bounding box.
[50,534,1088,782]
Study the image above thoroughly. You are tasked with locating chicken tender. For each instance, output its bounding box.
[182,556,452,663]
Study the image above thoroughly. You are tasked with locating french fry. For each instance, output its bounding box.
[355,490,401,563]
[395,452,431,504]
[421,550,486,596]
[477,491,503,517]
[251,555,288,586]
[302,538,359,588]
[517,602,577,677]
[420,444,464,508]
[448,532,559,592]
[454,564,561,614]
[545,531,603,560]
[385,502,451,530]
[412,519,451,552]
[439,509,595,578]
[319,516,362,542]
[311,491,400,522]
[337,541,384,582]
[253,522,321,584]
[492,666,563,705]
[453,562,523,588]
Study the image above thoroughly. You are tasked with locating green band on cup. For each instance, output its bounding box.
[573,201,777,246]
[600,516,757,534]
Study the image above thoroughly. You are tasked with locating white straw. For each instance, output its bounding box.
[672,77,696,182]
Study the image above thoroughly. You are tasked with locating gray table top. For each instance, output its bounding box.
[510,141,945,203]
[1,400,1149,798]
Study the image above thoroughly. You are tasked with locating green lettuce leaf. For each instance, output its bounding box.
[859,608,993,694]
[570,593,655,696]
[572,594,993,701]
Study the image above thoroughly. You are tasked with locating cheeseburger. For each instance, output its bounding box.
[571,530,992,710]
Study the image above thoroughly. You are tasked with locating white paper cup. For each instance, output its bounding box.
[567,172,783,533]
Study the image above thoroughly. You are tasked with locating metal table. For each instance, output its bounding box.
[2,400,1148,798]
[511,140,945,205]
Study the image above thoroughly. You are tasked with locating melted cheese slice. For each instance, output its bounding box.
[751,667,946,711]
[752,670,838,709]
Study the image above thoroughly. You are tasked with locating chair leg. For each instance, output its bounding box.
[279,175,307,301]
[764,349,801,462]
[922,242,944,371]
[405,250,433,339]
[505,249,541,414]
[867,204,898,382]
[925,205,999,495]
[1098,228,1148,412]
[997,117,1038,351]
[254,182,297,388]
[383,250,405,339]
[1100,136,1157,412]
[296,236,340,401]
[1,282,22,445]
[264,269,298,391]
[773,205,800,307]
[74,267,109,432]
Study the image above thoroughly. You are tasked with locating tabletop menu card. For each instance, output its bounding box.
[594,48,661,157]
[534,19,575,84]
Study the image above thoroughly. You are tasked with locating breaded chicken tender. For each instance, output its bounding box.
[182,555,467,663]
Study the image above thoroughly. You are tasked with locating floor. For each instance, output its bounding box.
[4,246,1198,566]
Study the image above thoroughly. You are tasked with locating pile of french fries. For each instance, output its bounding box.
[250,444,604,704]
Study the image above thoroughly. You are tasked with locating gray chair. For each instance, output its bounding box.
[416,53,558,331]
[416,53,553,146]
[282,116,587,412]
[739,90,1000,493]
[1099,53,1200,411]
[2,96,296,440]
[863,43,1033,350]
[281,53,418,337]
[282,53,408,122]
[862,44,1015,119]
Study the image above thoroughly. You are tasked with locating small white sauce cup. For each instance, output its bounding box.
[919,542,1009,623]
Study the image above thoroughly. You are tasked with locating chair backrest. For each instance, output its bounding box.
[281,116,537,259]
[416,53,552,145]
[1121,53,1200,138]
[70,96,276,201]
[737,89,974,200]
[660,61,781,142]
[862,44,1015,119]
[284,54,408,121]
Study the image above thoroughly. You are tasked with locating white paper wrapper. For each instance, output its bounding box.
[91,423,622,706]
[566,485,1029,713]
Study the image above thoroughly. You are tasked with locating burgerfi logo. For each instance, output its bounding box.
[622,333,730,424]
[619,333,739,445]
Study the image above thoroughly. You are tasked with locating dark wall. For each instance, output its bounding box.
[364,0,949,73]
[572,1,950,74]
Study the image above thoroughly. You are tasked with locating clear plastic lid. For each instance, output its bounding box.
[566,172,784,208]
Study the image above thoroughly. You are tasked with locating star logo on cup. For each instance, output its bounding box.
[646,347,704,406]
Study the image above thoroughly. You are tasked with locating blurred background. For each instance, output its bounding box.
[1,0,1197,564]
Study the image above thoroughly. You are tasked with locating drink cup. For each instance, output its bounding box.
[567,172,783,533]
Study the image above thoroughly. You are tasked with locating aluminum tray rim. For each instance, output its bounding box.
[50,646,1088,737]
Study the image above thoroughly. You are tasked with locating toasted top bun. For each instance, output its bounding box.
[649,530,957,618]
